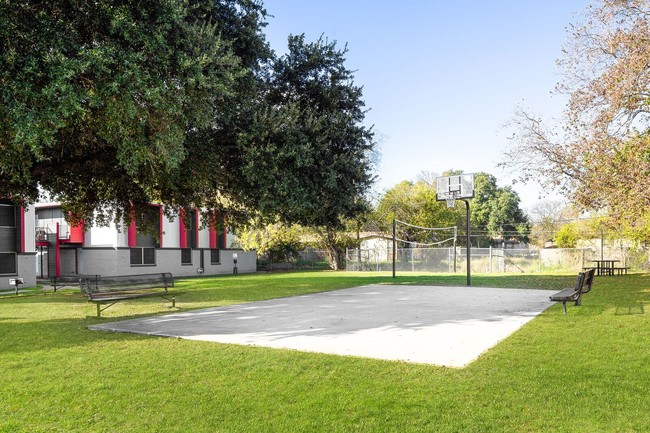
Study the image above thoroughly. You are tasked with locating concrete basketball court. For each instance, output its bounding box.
[89,284,554,368]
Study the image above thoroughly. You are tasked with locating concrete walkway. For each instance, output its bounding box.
[89,284,553,367]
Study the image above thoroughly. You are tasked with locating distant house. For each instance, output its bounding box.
[357,232,393,262]
[33,201,255,280]
[0,200,36,290]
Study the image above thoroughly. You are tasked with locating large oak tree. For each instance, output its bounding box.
[0,0,375,229]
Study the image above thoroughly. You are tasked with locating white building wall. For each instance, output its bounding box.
[85,224,119,247]
[162,215,179,249]
[227,231,239,248]
[23,205,36,252]
[116,224,128,248]
[198,226,210,248]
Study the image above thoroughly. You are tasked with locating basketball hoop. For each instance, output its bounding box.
[435,173,475,287]
[436,174,475,202]
[444,191,459,208]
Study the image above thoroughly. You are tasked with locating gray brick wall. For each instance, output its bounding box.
[0,253,36,290]
[78,248,256,277]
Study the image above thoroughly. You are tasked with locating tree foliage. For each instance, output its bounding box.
[0,1,375,230]
[238,222,304,263]
[1,0,238,222]
[528,200,574,247]
[372,180,459,245]
[554,223,579,248]
[238,219,357,270]
[471,173,530,245]
[501,0,650,239]
[237,35,375,227]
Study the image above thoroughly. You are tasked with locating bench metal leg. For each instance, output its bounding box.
[562,302,567,315]
[160,295,177,309]
[96,302,118,318]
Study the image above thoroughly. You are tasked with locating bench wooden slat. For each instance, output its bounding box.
[86,292,165,301]
[549,287,580,302]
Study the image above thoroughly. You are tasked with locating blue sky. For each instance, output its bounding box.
[262,0,591,211]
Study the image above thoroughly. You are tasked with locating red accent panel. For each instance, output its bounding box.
[58,212,85,245]
[128,219,137,247]
[209,217,217,249]
[20,206,25,253]
[68,221,84,244]
[194,209,200,249]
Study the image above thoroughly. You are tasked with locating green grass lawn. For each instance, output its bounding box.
[2,271,649,432]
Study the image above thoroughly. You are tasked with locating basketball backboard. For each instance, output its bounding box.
[436,173,475,202]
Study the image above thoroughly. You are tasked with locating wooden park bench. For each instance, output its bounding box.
[549,268,595,315]
[50,275,100,292]
[81,273,178,317]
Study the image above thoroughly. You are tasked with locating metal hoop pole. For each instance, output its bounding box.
[392,218,396,279]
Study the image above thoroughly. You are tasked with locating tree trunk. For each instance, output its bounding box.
[318,227,345,270]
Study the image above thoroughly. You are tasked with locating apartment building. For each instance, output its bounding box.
[34,202,255,280]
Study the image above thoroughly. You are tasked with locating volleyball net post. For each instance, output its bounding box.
[392,218,396,279]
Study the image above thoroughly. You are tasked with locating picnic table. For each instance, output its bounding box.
[590,260,620,276]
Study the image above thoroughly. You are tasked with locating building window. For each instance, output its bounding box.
[185,210,197,249]
[210,249,220,264]
[0,202,17,275]
[130,247,156,266]
[181,248,192,265]
[0,204,16,227]
[0,252,16,275]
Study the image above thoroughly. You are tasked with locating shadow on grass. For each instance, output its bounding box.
[614,302,645,315]
[568,275,650,317]
[0,316,155,356]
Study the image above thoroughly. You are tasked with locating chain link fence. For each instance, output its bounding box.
[346,246,633,273]
[257,249,331,271]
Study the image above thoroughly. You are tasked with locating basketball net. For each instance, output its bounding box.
[445,191,459,208]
